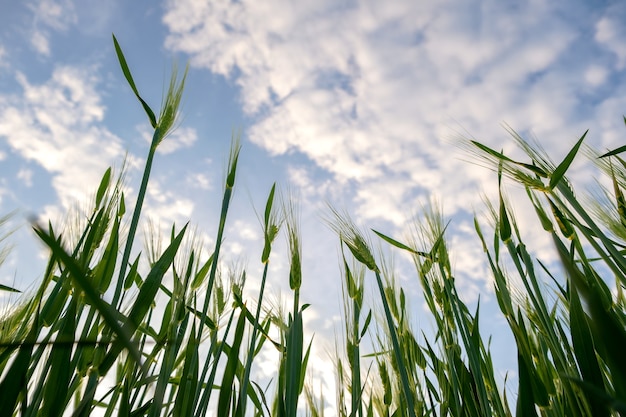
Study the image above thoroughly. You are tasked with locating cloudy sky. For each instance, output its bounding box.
[1,0,626,405]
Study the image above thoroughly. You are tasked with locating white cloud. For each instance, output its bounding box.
[163,0,624,231]
[161,0,626,349]
[230,219,260,241]
[30,30,51,56]
[29,0,77,31]
[16,168,34,187]
[73,0,117,36]
[584,65,609,87]
[595,4,626,69]
[159,126,198,154]
[137,124,198,155]
[163,9,626,223]
[0,65,125,215]
[0,45,8,69]
[143,178,195,229]
[285,164,337,203]
[27,0,77,56]
[0,178,7,208]
[185,172,211,190]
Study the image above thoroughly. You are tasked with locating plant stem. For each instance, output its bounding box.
[113,129,161,307]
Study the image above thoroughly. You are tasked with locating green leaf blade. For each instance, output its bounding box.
[549,130,587,190]
[112,34,157,128]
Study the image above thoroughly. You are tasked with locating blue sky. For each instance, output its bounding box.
[1,0,626,408]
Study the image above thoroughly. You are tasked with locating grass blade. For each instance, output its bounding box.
[31,223,142,368]
[0,309,39,413]
[372,229,427,256]
[0,283,20,293]
[218,311,246,417]
[285,310,304,417]
[99,224,188,374]
[549,130,587,190]
[516,341,539,417]
[173,321,199,417]
[95,167,111,209]
[41,299,77,416]
[553,234,626,402]
[599,144,626,159]
[569,285,610,417]
[112,34,156,128]
[498,165,512,243]
[93,215,120,293]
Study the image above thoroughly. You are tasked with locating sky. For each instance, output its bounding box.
[1,0,626,410]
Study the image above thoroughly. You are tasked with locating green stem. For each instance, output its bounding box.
[374,270,416,417]
[351,296,362,417]
[199,186,232,326]
[237,261,270,416]
[113,129,161,307]
[197,141,239,338]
